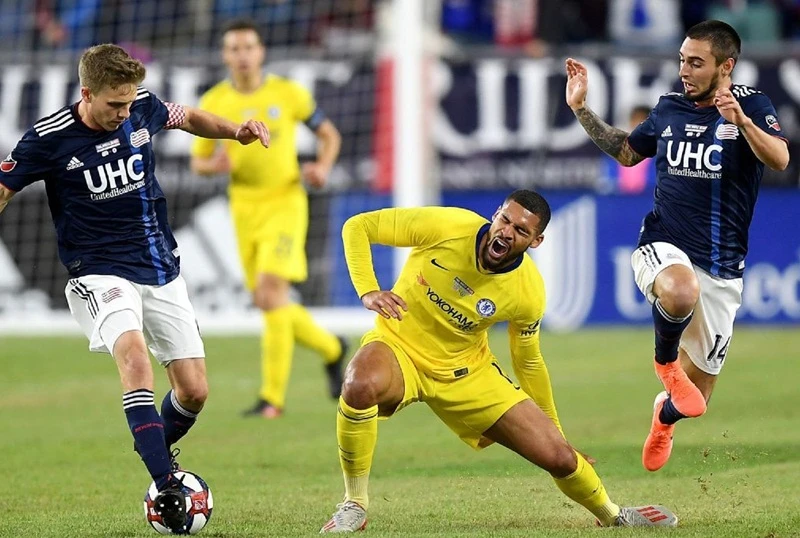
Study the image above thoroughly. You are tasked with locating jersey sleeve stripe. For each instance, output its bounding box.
[36,118,75,136]
[34,109,72,130]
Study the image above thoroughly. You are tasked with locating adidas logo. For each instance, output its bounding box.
[66,156,84,171]
[660,126,672,138]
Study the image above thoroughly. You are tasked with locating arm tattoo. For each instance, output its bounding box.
[574,107,646,166]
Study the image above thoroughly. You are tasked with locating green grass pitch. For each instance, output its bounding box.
[1,327,799,537]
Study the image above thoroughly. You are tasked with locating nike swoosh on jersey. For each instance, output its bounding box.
[430,258,449,271]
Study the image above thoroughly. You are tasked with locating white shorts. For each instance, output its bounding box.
[631,242,743,375]
[65,274,205,365]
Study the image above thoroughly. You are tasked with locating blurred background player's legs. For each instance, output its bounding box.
[233,190,347,418]
[246,271,347,417]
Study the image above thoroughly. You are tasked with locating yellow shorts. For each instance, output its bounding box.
[229,184,308,288]
[361,329,529,449]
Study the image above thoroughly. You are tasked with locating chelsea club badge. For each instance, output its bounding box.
[476,298,496,318]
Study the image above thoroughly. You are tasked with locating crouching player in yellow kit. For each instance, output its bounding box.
[191,20,348,418]
[320,190,678,532]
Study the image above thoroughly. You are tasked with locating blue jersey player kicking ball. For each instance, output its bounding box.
[0,44,269,532]
[566,20,789,472]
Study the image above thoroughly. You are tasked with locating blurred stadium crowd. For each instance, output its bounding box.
[2,1,798,58]
[0,0,375,55]
[441,0,800,51]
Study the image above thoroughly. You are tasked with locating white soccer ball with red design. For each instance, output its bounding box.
[143,470,213,535]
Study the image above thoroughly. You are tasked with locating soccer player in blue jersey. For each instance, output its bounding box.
[565,20,789,472]
[0,44,269,532]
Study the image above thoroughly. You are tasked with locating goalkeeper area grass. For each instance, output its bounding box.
[1,327,798,537]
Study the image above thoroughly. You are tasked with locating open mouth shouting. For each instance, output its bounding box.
[488,236,510,260]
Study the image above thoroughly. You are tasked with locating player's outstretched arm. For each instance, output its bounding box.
[565,58,645,167]
[302,119,341,188]
[0,184,16,215]
[180,106,270,148]
[714,88,790,171]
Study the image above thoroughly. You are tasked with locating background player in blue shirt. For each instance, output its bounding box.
[0,44,269,533]
[565,21,789,472]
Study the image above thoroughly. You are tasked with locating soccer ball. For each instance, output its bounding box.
[143,471,213,535]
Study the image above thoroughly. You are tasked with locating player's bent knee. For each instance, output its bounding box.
[254,292,284,312]
[254,275,290,311]
[341,374,383,410]
[656,269,699,316]
[546,443,578,478]
[170,361,209,407]
[176,381,208,408]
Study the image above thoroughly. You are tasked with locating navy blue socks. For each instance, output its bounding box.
[161,389,199,448]
[124,389,173,490]
[653,299,692,365]
[658,396,687,425]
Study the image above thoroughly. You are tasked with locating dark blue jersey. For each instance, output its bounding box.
[627,85,786,279]
[0,87,182,285]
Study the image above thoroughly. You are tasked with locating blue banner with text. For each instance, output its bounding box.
[330,191,799,328]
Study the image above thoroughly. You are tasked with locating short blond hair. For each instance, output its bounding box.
[78,44,146,93]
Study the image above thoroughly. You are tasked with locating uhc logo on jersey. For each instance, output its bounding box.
[666,141,722,179]
[84,154,145,201]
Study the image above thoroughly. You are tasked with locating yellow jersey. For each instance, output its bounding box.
[343,207,560,429]
[191,74,319,193]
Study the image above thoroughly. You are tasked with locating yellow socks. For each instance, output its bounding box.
[553,453,620,526]
[288,304,342,363]
[259,304,343,407]
[260,306,294,408]
[337,397,378,509]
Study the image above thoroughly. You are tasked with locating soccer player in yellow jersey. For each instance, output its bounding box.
[190,20,348,418]
[319,190,678,532]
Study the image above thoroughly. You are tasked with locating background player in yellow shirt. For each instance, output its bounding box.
[190,20,347,418]
[319,190,678,532]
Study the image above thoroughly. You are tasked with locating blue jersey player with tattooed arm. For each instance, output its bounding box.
[0,44,269,532]
[566,20,789,472]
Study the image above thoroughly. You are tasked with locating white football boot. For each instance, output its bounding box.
[612,505,678,527]
[319,501,367,533]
